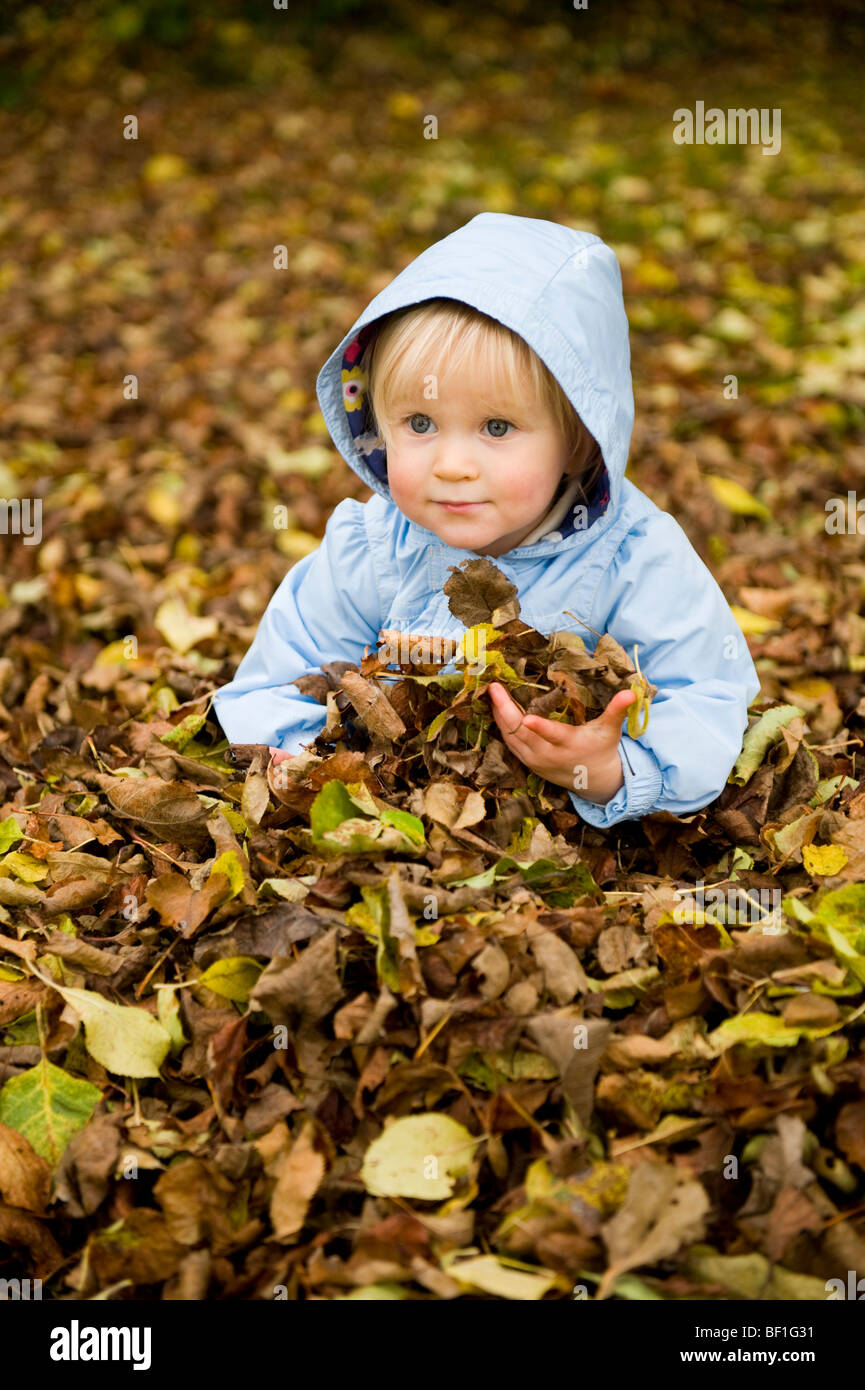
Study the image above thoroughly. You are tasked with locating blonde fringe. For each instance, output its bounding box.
[360,299,601,485]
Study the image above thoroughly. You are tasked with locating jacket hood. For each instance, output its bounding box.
[315,212,634,557]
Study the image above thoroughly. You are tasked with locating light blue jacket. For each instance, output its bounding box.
[213,213,761,828]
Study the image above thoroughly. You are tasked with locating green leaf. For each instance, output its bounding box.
[448,855,598,906]
[458,1049,559,1092]
[823,926,865,985]
[813,884,865,939]
[309,781,425,858]
[377,804,425,844]
[345,885,435,993]
[729,705,804,785]
[309,779,363,837]
[197,955,263,1003]
[707,1010,845,1053]
[346,885,437,948]
[0,1057,102,1166]
[685,1245,829,1301]
[0,817,25,853]
[424,707,451,741]
[159,710,208,751]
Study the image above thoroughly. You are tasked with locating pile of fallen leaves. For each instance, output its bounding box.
[1,558,865,1302]
[269,557,657,817]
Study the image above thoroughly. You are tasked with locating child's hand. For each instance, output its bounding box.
[267,746,297,796]
[488,682,637,805]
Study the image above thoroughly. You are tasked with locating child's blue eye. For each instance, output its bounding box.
[405,414,513,436]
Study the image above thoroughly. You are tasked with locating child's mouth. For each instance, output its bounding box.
[436,501,486,512]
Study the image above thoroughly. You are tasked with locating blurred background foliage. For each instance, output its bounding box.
[1,0,864,107]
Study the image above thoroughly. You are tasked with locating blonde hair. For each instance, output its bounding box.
[360,298,603,490]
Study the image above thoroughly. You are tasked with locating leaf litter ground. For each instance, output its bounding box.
[1,553,864,1302]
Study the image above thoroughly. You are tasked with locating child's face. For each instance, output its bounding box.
[380,359,574,557]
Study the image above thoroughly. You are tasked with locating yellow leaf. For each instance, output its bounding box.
[143,154,189,184]
[95,639,137,668]
[266,445,333,478]
[277,388,307,413]
[387,92,422,119]
[48,983,172,1078]
[730,605,781,635]
[710,307,757,342]
[633,259,678,291]
[788,677,834,699]
[361,1114,477,1199]
[706,476,771,521]
[154,598,218,654]
[221,807,249,836]
[197,956,262,1004]
[0,852,48,883]
[802,843,849,877]
[275,529,321,561]
[145,483,184,529]
[74,574,103,606]
[207,850,246,899]
[448,1254,558,1300]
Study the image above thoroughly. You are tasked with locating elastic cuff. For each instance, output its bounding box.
[568,735,664,828]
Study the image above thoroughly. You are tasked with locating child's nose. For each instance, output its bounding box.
[433,444,480,480]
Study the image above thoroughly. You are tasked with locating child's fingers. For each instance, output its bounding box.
[495,719,547,763]
[519,712,567,745]
[489,683,567,748]
[488,684,533,742]
[269,747,295,764]
[596,690,637,730]
[491,703,557,764]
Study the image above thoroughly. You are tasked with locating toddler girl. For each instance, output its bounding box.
[212,213,760,827]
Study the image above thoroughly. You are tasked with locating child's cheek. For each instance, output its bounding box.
[387,456,422,505]
[496,464,545,511]
[387,472,420,517]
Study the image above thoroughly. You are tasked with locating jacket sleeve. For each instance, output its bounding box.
[211,498,385,755]
[569,511,762,829]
